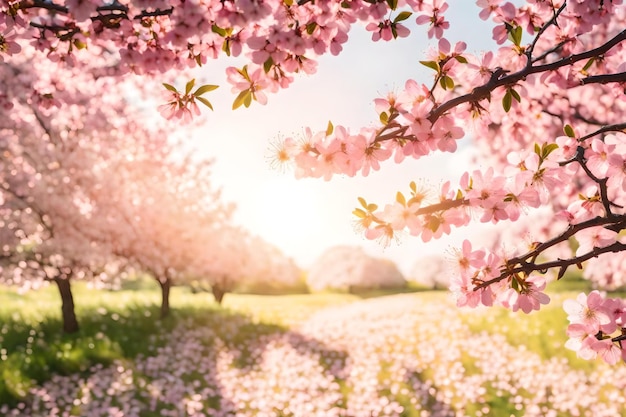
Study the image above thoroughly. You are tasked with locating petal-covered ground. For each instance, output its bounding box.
[2,293,626,417]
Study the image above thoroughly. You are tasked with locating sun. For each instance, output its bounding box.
[248,176,321,249]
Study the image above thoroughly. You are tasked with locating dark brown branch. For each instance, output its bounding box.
[135,8,174,20]
[20,0,68,13]
[577,122,626,142]
[519,215,624,264]
[581,71,626,85]
[374,123,412,143]
[527,3,567,60]
[531,40,568,64]
[475,241,626,290]
[572,147,619,215]
[428,29,626,122]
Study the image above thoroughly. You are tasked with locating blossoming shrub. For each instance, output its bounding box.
[307,246,406,293]
[409,254,452,290]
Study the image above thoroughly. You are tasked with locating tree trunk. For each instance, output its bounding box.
[212,285,225,305]
[158,277,171,318]
[54,277,79,334]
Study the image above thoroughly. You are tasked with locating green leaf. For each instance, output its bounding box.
[534,143,541,156]
[195,96,214,111]
[510,88,521,103]
[393,11,412,23]
[511,276,520,292]
[409,181,416,193]
[194,84,219,96]
[386,0,398,10]
[502,90,512,112]
[211,24,226,37]
[284,0,294,5]
[367,203,378,212]
[306,22,317,35]
[419,60,440,72]
[238,65,250,81]
[440,75,454,90]
[563,124,575,138]
[185,79,195,95]
[162,83,178,93]
[263,57,274,73]
[326,120,334,136]
[379,112,389,125]
[508,25,523,47]
[454,55,468,64]
[222,40,231,56]
[396,192,406,206]
[232,89,251,110]
[542,143,559,159]
[353,208,367,218]
[582,58,595,72]
[358,197,367,208]
[244,91,253,107]
[73,39,87,50]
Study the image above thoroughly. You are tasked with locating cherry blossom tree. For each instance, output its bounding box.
[3,1,626,363]
[102,142,236,317]
[0,58,139,332]
[0,44,235,326]
[233,233,304,296]
[190,226,303,303]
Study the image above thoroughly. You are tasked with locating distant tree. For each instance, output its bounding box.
[235,234,305,295]
[307,246,406,293]
[410,255,451,290]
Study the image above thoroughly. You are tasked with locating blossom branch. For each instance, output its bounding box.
[526,3,567,60]
[475,240,626,290]
[581,71,626,86]
[429,29,626,122]
[577,122,626,142]
[414,198,468,216]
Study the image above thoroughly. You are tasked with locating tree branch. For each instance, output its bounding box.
[577,122,626,142]
[581,71,626,86]
[475,241,626,290]
[526,3,567,61]
[428,29,626,122]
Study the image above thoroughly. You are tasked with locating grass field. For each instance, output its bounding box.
[0,280,624,416]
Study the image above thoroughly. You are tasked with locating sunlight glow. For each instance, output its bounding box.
[248,177,321,251]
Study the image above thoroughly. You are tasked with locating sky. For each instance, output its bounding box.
[189,3,496,274]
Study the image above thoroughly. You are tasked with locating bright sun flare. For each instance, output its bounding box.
[251,177,321,248]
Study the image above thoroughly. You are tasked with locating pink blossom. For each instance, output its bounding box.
[591,339,622,365]
[503,275,550,314]
[563,291,613,334]
[565,323,600,360]
[415,0,450,39]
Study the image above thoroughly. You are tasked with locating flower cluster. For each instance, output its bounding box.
[564,291,626,365]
